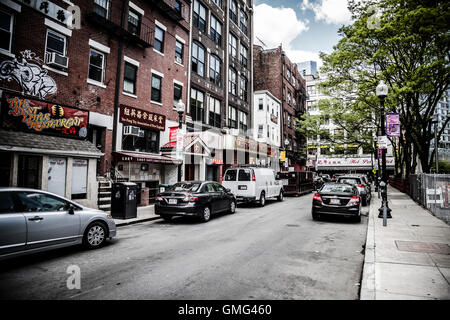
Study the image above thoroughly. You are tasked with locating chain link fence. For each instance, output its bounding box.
[409,174,450,224]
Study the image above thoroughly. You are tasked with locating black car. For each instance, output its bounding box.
[312,183,361,222]
[155,181,236,222]
[336,175,371,206]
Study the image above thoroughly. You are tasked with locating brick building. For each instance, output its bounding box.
[0,0,190,208]
[253,44,308,171]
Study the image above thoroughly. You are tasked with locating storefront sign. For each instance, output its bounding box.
[386,113,400,137]
[2,93,88,139]
[249,139,257,153]
[236,136,248,152]
[258,143,267,156]
[119,105,166,131]
[280,151,286,162]
[316,157,395,167]
[18,0,71,26]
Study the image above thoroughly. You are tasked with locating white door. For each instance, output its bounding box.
[48,157,67,197]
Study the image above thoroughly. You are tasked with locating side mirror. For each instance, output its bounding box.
[68,206,75,215]
[225,188,231,193]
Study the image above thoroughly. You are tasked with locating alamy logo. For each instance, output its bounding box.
[66,265,81,290]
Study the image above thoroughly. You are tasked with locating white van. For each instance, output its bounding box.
[221,167,284,206]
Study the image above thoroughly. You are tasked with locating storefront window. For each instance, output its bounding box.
[72,159,88,199]
[122,127,160,153]
[48,157,66,197]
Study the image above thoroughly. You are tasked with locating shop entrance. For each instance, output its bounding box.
[18,155,41,189]
[0,152,12,187]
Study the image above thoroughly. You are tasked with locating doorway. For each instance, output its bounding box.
[18,155,41,189]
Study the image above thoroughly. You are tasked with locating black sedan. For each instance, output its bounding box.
[155,181,237,222]
[312,183,361,222]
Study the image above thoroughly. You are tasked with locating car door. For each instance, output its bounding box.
[0,192,27,256]
[205,183,220,213]
[214,183,229,212]
[16,191,81,249]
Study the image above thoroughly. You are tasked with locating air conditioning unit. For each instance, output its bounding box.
[45,52,69,69]
[123,125,140,136]
[175,56,182,64]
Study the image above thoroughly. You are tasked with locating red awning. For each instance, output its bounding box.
[113,151,182,164]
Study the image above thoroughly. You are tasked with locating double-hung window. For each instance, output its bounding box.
[88,49,105,83]
[192,42,205,77]
[123,62,137,95]
[239,76,247,102]
[151,74,162,103]
[94,0,109,18]
[229,0,237,24]
[239,10,248,36]
[258,98,263,110]
[240,45,248,68]
[228,68,237,95]
[228,33,237,58]
[0,10,13,52]
[46,30,66,56]
[228,106,237,128]
[209,55,221,86]
[173,83,183,108]
[193,0,206,32]
[175,40,184,64]
[190,88,205,123]
[239,111,247,132]
[210,15,222,46]
[128,9,141,35]
[154,26,165,53]
[208,97,221,128]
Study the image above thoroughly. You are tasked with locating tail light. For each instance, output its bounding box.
[155,196,163,202]
[358,184,365,188]
[252,173,256,181]
[349,196,360,204]
[313,193,322,202]
[182,196,198,202]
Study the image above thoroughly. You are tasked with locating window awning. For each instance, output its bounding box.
[114,151,182,164]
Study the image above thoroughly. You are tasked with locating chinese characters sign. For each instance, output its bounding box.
[119,105,166,131]
[2,93,88,138]
[18,0,70,24]
[386,113,400,137]
[316,157,395,167]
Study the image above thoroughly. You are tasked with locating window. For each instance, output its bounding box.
[293,76,296,87]
[72,159,88,199]
[173,83,182,108]
[228,106,237,128]
[224,169,236,181]
[286,68,291,80]
[154,26,165,53]
[229,0,237,24]
[209,54,221,86]
[122,127,160,153]
[123,62,137,94]
[128,9,141,35]
[239,111,247,132]
[94,0,109,18]
[267,125,270,138]
[210,15,222,46]
[228,68,237,95]
[258,125,263,138]
[151,74,162,103]
[208,97,221,128]
[258,98,263,110]
[175,40,184,64]
[0,192,15,213]
[288,114,291,128]
[228,33,237,58]
[240,45,248,68]
[239,10,248,36]
[0,10,13,52]
[307,85,316,95]
[239,75,247,102]
[238,169,251,181]
[88,49,105,83]
[175,0,182,14]
[193,0,206,32]
[192,42,205,76]
[288,92,291,105]
[212,0,222,9]
[46,30,66,56]
[190,88,205,122]
[16,192,72,213]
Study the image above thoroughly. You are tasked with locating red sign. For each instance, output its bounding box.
[169,127,178,147]
[210,158,223,165]
[2,93,89,139]
[119,104,166,131]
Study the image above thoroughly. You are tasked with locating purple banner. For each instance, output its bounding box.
[386,113,400,137]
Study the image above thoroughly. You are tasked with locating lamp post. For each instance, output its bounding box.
[176,99,185,182]
[376,80,392,223]
[432,114,439,173]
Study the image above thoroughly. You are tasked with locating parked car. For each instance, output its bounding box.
[320,174,332,182]
[312,183,361,222]
[336,175,371,206]
[222,167,284,206]
[358,175,372,193]
[313,176,324,191]
[155,181,236,222]
[0,188,116,261]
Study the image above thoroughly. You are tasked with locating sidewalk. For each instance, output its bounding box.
[113,204,161,227]
[361,186,450,299]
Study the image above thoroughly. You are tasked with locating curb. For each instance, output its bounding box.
[115,216,161,227]
[360,193,379,300]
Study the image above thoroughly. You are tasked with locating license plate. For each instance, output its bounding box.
[238,185,247,190]
[168,199,177,204]
[330,199,340,205]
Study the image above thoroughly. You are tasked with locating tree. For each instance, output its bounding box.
[313,0,450,176]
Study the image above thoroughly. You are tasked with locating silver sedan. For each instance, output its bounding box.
[0,188,116,260]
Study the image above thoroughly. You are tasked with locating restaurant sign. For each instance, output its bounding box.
[120,105,166,131]
[2,93,88,139]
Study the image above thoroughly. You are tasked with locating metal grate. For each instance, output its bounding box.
[395,240,450,255]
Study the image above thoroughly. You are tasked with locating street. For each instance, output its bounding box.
[0,194,368,300]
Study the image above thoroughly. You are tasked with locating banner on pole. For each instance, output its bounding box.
[386,113,400,137]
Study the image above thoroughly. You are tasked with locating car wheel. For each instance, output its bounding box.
[277,190,284,201]
[259,192,266,207]
[362,197,368,206]
[83,222,107,249]
[312,212,320,220]
[229,200,236,214]
[161,214,172,222]
[200,206,211,222]
[354,214,361,223]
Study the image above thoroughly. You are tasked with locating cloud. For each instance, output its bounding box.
[254,3,308,49]
[285,49,323,69]
[301,0,352,25]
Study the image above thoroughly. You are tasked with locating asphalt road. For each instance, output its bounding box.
[0,193,369,300]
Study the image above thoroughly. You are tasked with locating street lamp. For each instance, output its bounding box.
[176,99,185,182]
[176,99,185,129]
[376,80,392,222]
[432,114,439,173]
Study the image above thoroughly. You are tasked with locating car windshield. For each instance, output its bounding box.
[167,182,201,192]
[321,184,355,193]
[338,178,360,185]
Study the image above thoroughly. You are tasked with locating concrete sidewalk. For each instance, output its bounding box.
[113,204,161,227]
[361,186,450,300]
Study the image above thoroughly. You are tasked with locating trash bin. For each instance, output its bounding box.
[111,182,137,219]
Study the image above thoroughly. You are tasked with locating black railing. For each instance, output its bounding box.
[151,0,185,22]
